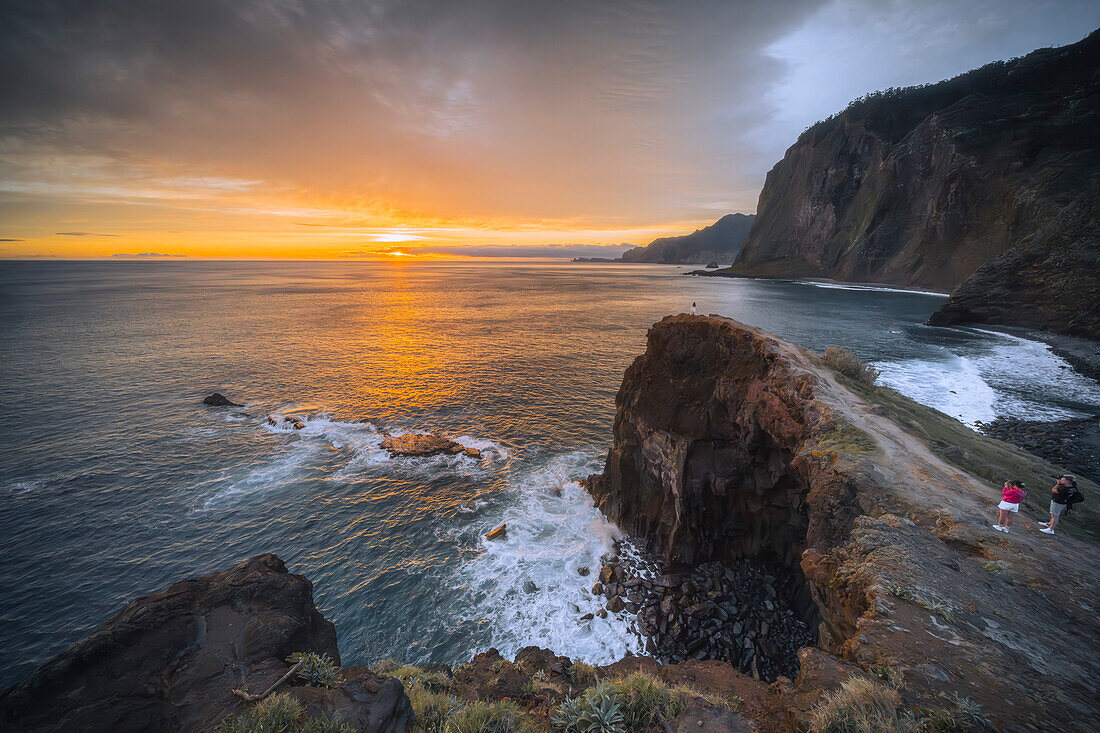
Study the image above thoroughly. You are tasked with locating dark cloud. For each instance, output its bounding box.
[56,231,118,236]
[0,238,24,241]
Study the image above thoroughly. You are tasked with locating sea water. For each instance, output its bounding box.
[1,260,1097,689]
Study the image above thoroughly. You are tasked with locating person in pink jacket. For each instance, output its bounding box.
[993,480,1026,533]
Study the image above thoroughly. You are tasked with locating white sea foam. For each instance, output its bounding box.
[792,280,949,297]
[450,453,645,665]
[873,329,1100,427]
[874,356,999,425]
[202,440,320,508]
[204,412,510,505]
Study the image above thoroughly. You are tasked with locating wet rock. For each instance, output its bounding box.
[203,393,242,407]
[606,596,626,613]
[485,524,507,541]
[577,566,590,576]
[268,415,306,430]
[380,433,480,458]
[591,582,604,595]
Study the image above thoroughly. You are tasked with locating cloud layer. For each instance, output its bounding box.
[1,0,1098,257]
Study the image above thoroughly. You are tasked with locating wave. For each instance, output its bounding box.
[449,453,645,665]
[873,329,1100,427]
[790,280,949,297]
[201,411,510,507]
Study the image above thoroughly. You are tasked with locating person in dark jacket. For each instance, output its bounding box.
[1039,475,1076,535]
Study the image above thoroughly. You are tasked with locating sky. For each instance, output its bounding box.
[1,0,1098,259]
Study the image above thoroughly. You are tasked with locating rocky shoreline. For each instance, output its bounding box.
[976,415,1100,483]
[592,553,815,682]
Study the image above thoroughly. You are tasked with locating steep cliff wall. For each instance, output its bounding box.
[621,213,755,264]
[730,30,1100,337]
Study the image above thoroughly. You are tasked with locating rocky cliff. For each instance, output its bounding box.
[586,314,1100,730]
[0,554,411,733]
[725,29,1100,338]
[622,213,755,264]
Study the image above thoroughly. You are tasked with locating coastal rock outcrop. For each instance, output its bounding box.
[380,433,481,458]
[585,314,1100,730]
[721,29,1100,338]
[0,554,410,733]
[203,392,242,407]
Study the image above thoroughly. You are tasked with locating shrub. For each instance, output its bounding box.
[809,676,917,733]
[287,652,342,688]
[217,693,305,732]
[448,699,522,733]
[823,347,880,385]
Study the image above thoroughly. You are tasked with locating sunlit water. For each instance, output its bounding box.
[1,260,1097,689]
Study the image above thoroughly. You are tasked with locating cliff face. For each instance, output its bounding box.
[731,30,1100,337]
[587,315,1100,730]
[622,213,755,264]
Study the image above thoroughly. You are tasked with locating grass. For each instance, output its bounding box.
[564,660,598,687]
[921,694,992,732]
[216,693,355,733]
[406,685,463,733]
[551,672,741,733]
[838,375,1100,542]
[884,584,954,622]
[448,700,522,733]
[809,676,916,733]
[823,347,881,385]
[818,422,878,454]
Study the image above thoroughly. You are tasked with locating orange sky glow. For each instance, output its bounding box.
[3,2,1098,260]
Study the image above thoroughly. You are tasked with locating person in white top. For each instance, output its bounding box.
[691,302,697,315]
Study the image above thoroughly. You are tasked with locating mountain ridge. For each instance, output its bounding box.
[720,28,1100,338]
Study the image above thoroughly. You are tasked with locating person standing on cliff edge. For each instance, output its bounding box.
[691,302,697,315]
[994,480,1026,533]
[1039,475,1076,535]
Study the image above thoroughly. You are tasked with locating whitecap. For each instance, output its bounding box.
[450,453,645,665]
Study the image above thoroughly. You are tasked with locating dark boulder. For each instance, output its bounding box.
[203,392,242,407]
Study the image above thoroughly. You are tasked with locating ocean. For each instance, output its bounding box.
[1,260,1097,689]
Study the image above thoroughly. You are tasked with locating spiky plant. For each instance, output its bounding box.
[287,652,342,689]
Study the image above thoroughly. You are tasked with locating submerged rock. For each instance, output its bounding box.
[0,554,411,733]
[268,414,306,430]
[203,392,242,407]
[380,433,481,458]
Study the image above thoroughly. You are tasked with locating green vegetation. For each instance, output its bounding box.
[818,422,878,454]
[822,347,880,385]
[563,660,598,687]
[551,672,741,733]
[809,677,915,733]
[287,652,341,688]
[216,693,354,733]
[922,694,992,732]
[449,700,523,733]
